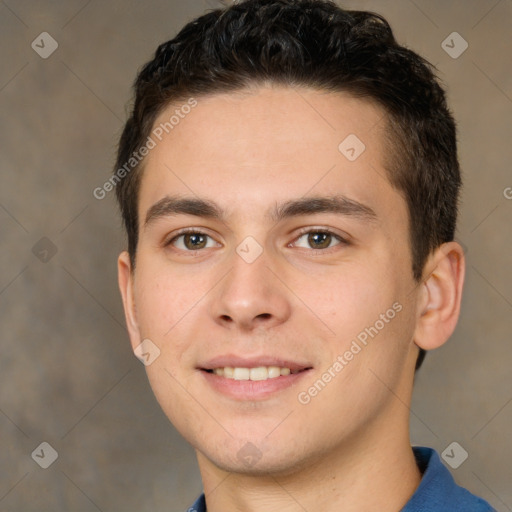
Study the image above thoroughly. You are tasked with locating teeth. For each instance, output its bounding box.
[211,366,299,381]
[268,366,281,378]
[233,367,250,380]
[248,367,266,381]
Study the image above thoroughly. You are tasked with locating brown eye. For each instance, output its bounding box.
[308,232,332,249]
[183,233,207,250]
[293,230,342,250]
[169,231,218,251]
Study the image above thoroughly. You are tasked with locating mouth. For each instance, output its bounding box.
[199,357,313,400]
[204,365,306,381]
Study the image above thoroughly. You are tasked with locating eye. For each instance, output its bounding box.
[168,230,219,251]
[292,230,345,250]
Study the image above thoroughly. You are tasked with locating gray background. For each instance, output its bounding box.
[0,0,511,510]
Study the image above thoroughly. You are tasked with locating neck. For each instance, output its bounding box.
[197,409,421,512]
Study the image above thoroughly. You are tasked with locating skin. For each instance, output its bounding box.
[118,85,465,512]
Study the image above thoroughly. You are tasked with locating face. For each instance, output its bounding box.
[119,86,423,476]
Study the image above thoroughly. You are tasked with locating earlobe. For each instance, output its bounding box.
[118,251,141,350]
[414,241,466,351]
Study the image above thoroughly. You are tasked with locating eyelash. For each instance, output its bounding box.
[165,227,348,253]
[165,228,219,252]
[292,227,348,251]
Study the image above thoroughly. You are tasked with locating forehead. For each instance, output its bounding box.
[147,85,386,164]
[137,85,401,225]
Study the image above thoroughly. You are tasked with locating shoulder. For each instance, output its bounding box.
[188,493,206,512]
[402,446,496,511]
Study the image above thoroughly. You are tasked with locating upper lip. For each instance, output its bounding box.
[199,355,312,372]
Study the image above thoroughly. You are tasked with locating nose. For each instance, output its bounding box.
[211,247,292,332]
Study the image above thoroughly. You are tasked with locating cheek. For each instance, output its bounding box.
[133,266,205,367]
[291,261,395,336]
[133,268,203,432]
[293,256,415,384]
[135,263,201,330]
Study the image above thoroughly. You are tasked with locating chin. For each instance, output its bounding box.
[204,449,307,477]
[196,433,316,477]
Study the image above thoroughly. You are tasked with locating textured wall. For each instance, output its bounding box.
[0,1,510,511]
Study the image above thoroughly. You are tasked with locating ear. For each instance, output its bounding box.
[118,251,141,351]
[413,241,466,351]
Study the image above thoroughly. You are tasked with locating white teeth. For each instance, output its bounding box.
[249,367,268,381]
[268,366,281,378]
[233,367,250,380]
[211,366,299,381]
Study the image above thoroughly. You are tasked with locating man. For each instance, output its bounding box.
[115,0,495,510]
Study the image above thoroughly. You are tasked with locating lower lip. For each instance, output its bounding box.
[200,369,312,401]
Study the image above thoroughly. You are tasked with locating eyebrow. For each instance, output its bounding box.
[144,196,222,227]
[144,194,378,228]
[273,195,377,223]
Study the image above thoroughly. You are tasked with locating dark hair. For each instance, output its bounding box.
[114,0,461,371]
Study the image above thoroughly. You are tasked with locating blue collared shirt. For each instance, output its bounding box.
[188,447,495,511]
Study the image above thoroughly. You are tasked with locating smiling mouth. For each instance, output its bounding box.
[203,366,310,381]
